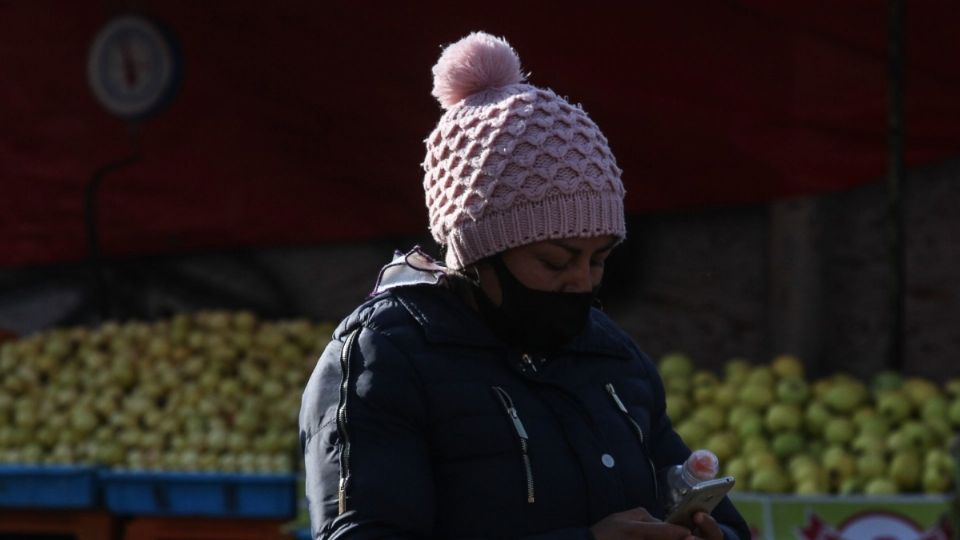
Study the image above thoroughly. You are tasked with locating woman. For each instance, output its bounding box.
[300,32,749,540]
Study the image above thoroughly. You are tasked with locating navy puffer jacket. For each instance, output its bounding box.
[300,256,749,540]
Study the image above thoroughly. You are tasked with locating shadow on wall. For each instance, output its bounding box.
[1,155,958,379]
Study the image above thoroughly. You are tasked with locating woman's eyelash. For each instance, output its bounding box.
[542,259,605,270]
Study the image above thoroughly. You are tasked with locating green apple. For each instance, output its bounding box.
[823,382,867,413]
[692,370,718,388]
[739,384,774,409]
[737,415,765,439]
[864,478,898,495]
[822,446,856,488]
[948,398,960,427]
[889,450,922,490]
[898,421,933,449]
[851,433,887,455]
[794,478,824,495]
[856,452,887,480]
[747,450,779,471]
[659,352,694,379]
[749,467,789,493]
[887,429,915,452]
[714,384,739,408]
[877,391,912,424]
[788,454,818,477]
[775,377,809,406]
[925,449,955,476]
[766,404,803,432]
[903,378,940,409]
[852,406,876,426]
[921,451,955,492]
[725,456,750,485]
[922,467,951,493]
[746,367,775,388]
[823,418,856,445]
[772,432,805,459]
[727,405,756,427]
[771,354,804,379]
[812,379,831,401]
[724,358,752,384]
[676,420,709,448]
[945,379,960,398]
[925,417,952,444]
[692,385,717,405]
[232,310,257,331]
[742,437,771,456]
[692,407,724,431]
[858,416,890,438]
[665,377,691,396]
[838,477,862,495]
[804,402,832,435]
[870,370,904,393]
[705,432,739,463]
[921,396,948,424]
[665,393,691,420]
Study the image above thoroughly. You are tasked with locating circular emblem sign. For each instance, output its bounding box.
[87,15,180,120]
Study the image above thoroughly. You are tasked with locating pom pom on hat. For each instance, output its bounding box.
[431,31,524,110]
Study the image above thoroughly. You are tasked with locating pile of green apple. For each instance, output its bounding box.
[0,311,333,474]
[661,353,958,495]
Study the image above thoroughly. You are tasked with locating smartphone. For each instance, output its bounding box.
[665,476,736,527]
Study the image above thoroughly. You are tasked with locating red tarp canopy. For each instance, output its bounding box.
[2,1,958,267]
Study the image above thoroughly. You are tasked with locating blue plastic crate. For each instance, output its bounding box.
[99,470,296,518]
[0,465,97,509]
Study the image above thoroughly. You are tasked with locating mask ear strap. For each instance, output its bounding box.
[487,252,517,284]
[457,264,481,287]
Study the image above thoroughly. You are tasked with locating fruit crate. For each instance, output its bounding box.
[0,464,98,509]
[100,470,297,518]
[124,516,291,540]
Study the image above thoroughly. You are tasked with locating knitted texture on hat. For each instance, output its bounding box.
[423,32,626,269]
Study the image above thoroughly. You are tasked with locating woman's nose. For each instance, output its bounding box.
[563,261,594,293]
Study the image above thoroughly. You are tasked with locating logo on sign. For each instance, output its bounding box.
[797,512,951,540]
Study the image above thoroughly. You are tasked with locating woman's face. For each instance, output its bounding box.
[477,235,619,305]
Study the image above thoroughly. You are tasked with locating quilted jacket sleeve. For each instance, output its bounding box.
[642,351,752,540]
[299,324,597,540]
[300,324,434,540]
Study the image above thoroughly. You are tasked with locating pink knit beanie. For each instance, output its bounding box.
[423,31,627,269]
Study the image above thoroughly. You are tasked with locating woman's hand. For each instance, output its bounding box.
[589,507,692,540]
[689,512,723,540]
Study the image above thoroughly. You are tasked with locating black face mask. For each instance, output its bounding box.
[473,254,597,353]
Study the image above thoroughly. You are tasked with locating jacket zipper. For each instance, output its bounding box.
[336,328,361,514]
[492,386,536,503]
[604,383,660,503]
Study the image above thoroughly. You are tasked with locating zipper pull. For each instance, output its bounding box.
[605,383,629,413]
[508,407,529,439]
[338,477,347,514]
[493,386,530,439]
[521,353,538,373]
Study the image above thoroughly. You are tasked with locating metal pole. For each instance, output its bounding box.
[84,123,142,321]
[886,0,905,372]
